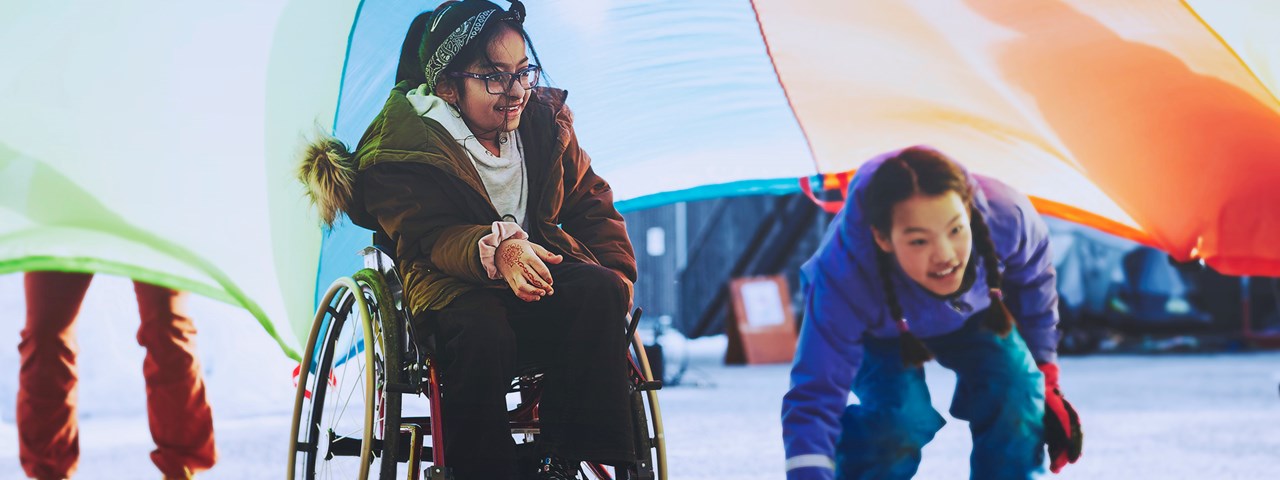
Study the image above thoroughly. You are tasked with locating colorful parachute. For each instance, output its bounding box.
[3,0,1277,359]
[758,0,1280,275]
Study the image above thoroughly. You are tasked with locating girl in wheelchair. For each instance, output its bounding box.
[300,1,637,478]
[781,147,1083,480]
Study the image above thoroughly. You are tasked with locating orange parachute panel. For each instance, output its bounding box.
[755,0,1280,276]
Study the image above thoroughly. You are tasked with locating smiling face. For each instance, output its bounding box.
[873,191,973,296]
[436,24,530,139]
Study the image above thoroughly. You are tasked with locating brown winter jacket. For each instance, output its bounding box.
[345,81,636,315]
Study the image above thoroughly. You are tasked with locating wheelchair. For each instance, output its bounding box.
[287,238,667,479]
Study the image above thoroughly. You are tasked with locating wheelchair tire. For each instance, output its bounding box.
[352,268,404,480]
[626,328,667,480]
[287,272,401,480]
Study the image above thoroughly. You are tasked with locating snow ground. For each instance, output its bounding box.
[1,274,1278,479]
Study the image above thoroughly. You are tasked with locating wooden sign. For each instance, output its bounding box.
[725,275,798,365]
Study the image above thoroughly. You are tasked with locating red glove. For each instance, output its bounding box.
[1039,362,1082,473]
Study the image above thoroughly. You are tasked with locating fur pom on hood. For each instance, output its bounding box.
[297,132,356,227]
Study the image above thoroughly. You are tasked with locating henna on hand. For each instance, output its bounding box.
[500,242,523,273]
[499,242,542,289]
[520,261,546,289]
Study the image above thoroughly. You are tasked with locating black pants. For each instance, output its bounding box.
[417,262,636,480]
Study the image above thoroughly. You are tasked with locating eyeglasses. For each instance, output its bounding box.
[447,65,541,95]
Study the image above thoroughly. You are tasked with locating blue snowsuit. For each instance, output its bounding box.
[782,149,1060,480]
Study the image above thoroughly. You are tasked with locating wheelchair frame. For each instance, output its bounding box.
[287,245,666,479]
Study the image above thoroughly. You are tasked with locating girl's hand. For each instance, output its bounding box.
[496,238,563,302]
[1039,362,1082,473]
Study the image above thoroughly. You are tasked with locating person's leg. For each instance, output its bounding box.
[929,312,1045,480]
[18,271,93,480]
[134,282,217,478]
[510,262,635,465]
[834,336,945,480]
[418,289,521,480]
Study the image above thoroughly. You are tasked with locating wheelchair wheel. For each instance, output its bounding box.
[623,327,667,480]
[288,269,403,480]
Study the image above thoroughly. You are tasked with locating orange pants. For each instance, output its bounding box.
[17,271,217,479]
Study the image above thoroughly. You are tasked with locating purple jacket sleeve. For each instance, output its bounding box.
[781,259,869,479]
[995,187,1060,365]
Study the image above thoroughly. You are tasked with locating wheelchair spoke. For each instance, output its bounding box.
[332,315,368,433]
[332,357,365,432]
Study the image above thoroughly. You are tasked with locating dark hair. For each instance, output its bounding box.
[400,1,544,140]
[862,147,1014,367]
[396,2,540,88]
[438,18,543,101]
[396,11,435,86]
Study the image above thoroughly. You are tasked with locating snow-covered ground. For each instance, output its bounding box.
[2,273,1278,479]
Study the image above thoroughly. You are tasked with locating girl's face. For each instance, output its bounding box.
[440,25,531,137]
[873,191,973,296]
